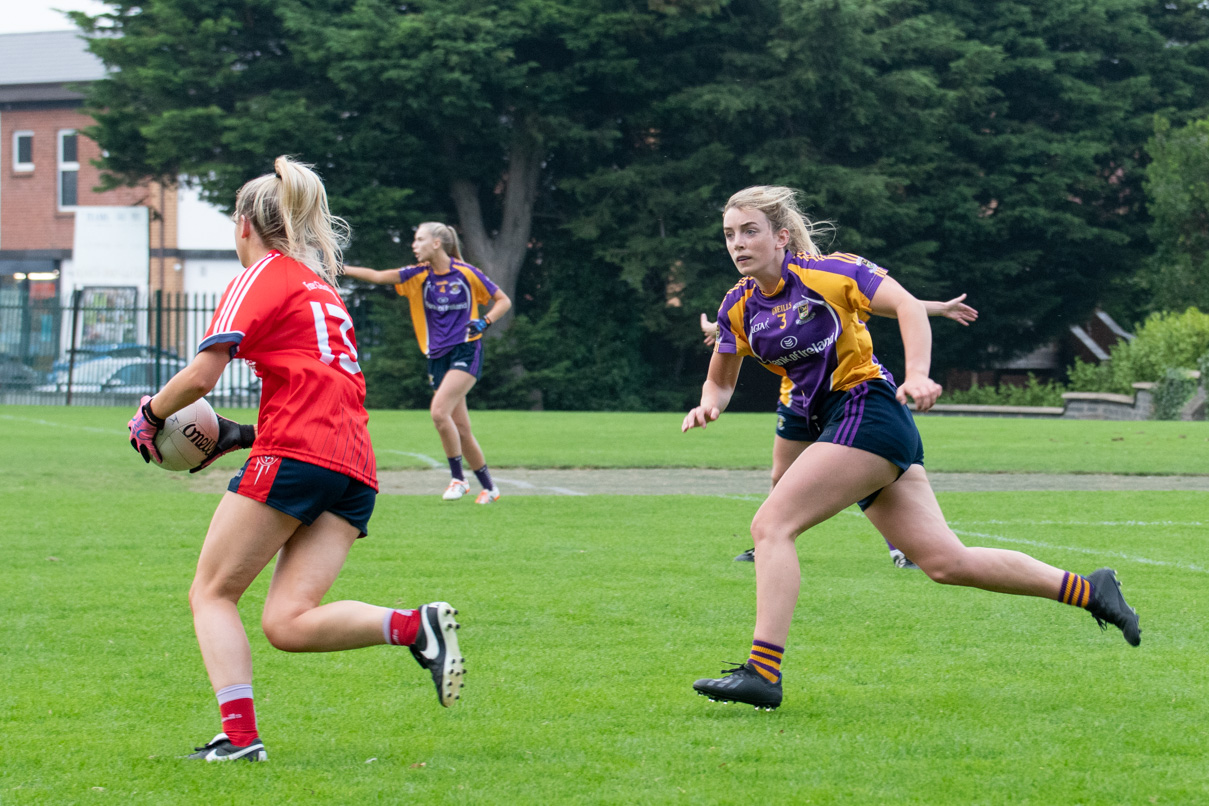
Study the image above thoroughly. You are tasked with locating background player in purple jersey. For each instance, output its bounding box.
[346,222,511,504]
[683,185,1140,711]
[700,294,977,567]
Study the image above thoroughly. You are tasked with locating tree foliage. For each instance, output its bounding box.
[1142,115,1209,311]
[73,0,1209,410]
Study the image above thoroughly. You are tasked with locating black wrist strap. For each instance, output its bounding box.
[238,423,257,448]
[142,400,166,429]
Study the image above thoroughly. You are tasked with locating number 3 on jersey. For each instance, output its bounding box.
[309,301,362,375]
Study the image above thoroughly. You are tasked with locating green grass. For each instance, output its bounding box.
[2,406,1207,804]
[3,405,1208,475]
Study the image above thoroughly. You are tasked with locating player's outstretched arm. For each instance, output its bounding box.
[923,294,978,325]
[343,265,400,285]
[683,351,742,432]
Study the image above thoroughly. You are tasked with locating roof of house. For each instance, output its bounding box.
[0,30,106,99]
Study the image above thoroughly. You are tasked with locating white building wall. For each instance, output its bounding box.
[64,206,150,297]
[184,259,244,299]
[177,183,234,250]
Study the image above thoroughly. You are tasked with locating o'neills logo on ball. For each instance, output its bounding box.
[181,422,218,454]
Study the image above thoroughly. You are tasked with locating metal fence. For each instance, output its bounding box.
[0,287,261,408]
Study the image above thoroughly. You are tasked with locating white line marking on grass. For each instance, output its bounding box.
[953,529,1209,575]
[953,519,1207,528]
[378,449,443,468]
[840,509,1208,574]
[0,414,118,435]
[493,477,587,496]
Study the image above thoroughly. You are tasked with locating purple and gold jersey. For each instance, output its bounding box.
[393,259,500,359]
[716,251,893,420]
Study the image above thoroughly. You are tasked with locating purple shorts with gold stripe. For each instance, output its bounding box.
[815,379,924,509]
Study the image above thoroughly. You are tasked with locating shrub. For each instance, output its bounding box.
[1065,308,1209,393]
[942,374,1065,407]
[1152,368,1199,420]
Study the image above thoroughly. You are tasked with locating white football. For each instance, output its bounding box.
[154,397,220,471]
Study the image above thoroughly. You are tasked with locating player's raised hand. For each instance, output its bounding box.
[190,416,257,473]
[128,395,164,463]
[896,375,942,413]
[938,294,978,325]
[699,313,718,347]
[682,405,721,432]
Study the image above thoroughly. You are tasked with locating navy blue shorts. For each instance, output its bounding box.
[775,402,820,442]
[228,455,377,537]
[428,340,483,389]
[815,379,924,509]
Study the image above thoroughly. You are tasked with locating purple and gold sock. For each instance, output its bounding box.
[1058,571,1094,608]
[748,640,784,683]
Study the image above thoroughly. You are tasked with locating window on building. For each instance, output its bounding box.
[58,130,79,209]
[13,131,34,172]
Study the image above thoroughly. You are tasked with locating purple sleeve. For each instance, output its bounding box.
[851,256,886,302]
[397,264,426,283]
[713,293,743,355]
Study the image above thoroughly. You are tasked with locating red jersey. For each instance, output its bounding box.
[199,250,377,489]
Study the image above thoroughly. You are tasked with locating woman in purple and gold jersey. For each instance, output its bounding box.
[701,294,978,567]
[684,186,1141,711]
[346,222,511,504]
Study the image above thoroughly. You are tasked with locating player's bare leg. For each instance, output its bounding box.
[863,465,1064,596]
[450,393,485,471]
[695,442,896,709]
[430,370,477,459]
[190,493,299,691]
[750,442,899,646]
[731,435,809,561]
[260,512,385,651]
[769,435,809,488]
[865,465,1139,644]
[431,370,477,498]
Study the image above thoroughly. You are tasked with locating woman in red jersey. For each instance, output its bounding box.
[684,185,1140,712]
[127,157,464,762]
[345,223,511,504]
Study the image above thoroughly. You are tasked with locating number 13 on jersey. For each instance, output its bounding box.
[309,301,362,375]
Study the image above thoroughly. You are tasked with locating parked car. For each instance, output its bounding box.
[0,356,43,390]
[37,356,188,396]
[50,343,181,376]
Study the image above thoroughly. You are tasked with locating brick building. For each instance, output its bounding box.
[0,30,241,369]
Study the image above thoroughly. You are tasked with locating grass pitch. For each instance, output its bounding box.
[1,406,1207,804]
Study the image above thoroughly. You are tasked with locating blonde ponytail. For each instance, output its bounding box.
[234,156,350,285]
[419,221,462,260]
[724,186,833,257]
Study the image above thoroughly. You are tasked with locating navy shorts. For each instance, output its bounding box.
[814,379,924,510]
[428,340,483,389]
[775,402,820,442]
[228,455,377,537]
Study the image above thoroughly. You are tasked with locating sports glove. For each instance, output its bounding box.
[128,395,165,463]
[467,316,491,336]
[189,416,257,473]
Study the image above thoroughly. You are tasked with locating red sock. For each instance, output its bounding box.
[216,684,258,746]
[385,608,420,646]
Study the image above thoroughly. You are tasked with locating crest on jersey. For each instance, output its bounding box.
[795,299,815,324]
